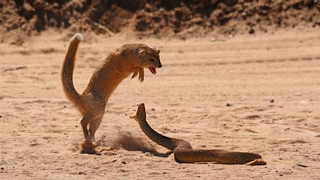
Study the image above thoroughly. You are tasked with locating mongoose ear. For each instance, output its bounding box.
[138,49,145,56]
[156,49,160,54]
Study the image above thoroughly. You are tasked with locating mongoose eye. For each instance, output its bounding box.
[149,58,155,62]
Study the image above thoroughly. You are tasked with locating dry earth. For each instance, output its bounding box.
[1,28,320,179]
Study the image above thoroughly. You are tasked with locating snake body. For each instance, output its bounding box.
[131,103,266,165]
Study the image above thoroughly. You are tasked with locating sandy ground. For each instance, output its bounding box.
[1,29,320,179]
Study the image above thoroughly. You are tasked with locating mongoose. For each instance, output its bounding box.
[61,33,162,154]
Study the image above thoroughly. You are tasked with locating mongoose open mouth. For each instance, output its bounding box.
[149,66,157,74]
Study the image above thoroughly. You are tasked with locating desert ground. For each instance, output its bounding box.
[0,27,319,179]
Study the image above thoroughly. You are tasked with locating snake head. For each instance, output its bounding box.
[130,103,146,123]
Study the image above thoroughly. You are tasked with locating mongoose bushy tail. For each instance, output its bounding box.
[61,33,85,113]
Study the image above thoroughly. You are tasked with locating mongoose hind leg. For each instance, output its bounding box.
[80,116,90,139]
[80,105,105,155]
[88,113,103,141]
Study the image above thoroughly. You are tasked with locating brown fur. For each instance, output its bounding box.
[61,33,162,154]
[131,103,266,165]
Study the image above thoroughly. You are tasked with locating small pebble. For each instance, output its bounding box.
[210,37,216,42]
[226,102,233,107]
[296,163,308,168]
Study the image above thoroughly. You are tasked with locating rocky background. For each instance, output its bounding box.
[1,0,319,38]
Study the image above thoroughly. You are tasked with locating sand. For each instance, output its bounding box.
[1,29,320,179]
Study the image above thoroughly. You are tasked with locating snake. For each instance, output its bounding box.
[131,103,266,165]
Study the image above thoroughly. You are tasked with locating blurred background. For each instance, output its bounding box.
[1,0,319,40]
